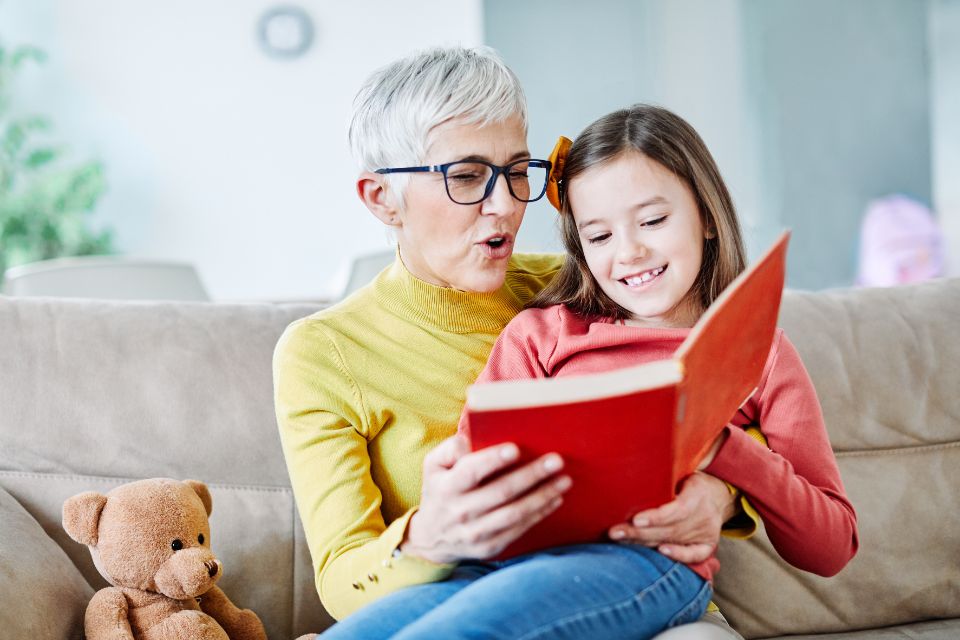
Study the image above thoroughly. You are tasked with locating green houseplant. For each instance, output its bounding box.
[0,41,113,277]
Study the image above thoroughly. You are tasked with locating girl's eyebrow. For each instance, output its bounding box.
[636,195,668,209]
[577,196,669,230]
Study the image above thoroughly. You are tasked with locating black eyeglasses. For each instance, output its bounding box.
[376,158,552,205]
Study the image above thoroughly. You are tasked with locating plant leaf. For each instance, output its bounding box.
[25,147,59,168]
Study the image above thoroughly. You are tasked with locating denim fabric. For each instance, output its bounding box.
[319,543,711,640]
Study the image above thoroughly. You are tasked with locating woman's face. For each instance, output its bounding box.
[392,115,528,292]
[568,151,710,328]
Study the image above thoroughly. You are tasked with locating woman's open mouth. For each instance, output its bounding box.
[478,234,514,259]
[620,265,667,288]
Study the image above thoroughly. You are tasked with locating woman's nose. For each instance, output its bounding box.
[480,172,519,216]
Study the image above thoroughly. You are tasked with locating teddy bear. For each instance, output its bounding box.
[62,477,268,640]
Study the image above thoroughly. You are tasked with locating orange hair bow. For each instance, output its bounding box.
[545,135,572,211]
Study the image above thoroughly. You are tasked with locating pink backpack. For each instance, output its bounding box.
[856,194,945,287]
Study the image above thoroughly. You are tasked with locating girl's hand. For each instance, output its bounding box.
[607,472,737,564]
[401,435,571,564]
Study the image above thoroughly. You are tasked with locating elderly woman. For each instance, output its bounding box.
[275,46,750,640]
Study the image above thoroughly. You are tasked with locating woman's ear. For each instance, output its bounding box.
[357,172,401,227]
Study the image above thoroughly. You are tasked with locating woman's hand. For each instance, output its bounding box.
[401,435,571,564]
[608,472,737,564]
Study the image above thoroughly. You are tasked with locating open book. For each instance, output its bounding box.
[462,232,790,559]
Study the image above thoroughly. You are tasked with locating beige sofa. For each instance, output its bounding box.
[1,279,958,639]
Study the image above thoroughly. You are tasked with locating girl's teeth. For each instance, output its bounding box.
[624,266,665,286]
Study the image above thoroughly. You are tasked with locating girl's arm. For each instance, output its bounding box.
[704,331,859,577]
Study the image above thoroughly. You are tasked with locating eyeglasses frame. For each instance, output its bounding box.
[375,158,552,205]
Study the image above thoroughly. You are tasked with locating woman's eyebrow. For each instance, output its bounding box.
[458,151,531,163]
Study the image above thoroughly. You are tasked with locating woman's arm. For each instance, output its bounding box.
[703,332,859,576]
[275,319,570,619]
[275,320,452,619]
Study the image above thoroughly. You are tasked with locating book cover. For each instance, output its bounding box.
[462,231,790,559]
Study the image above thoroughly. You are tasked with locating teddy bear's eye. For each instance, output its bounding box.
[198,533,205,545]
[171,539,184,551]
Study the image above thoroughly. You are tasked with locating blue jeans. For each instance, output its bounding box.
[319,543,711,640]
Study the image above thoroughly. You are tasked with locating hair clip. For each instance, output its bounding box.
[546,136,572,211]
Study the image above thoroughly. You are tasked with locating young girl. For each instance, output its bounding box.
[461,104,859,633]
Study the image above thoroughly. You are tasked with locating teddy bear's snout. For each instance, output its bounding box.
[154,549,222,599]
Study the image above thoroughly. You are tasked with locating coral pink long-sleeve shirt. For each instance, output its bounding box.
[462,304,858,582]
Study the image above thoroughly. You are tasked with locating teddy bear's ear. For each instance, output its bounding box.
[184,480,213,516]
[62,492,108,546]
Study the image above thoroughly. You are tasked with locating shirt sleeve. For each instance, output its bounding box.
[274,319,453,620]
[704,332,859,577]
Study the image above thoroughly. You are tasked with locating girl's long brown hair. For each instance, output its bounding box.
[530,104,747,321]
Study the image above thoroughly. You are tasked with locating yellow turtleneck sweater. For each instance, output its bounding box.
[273,252,562,620]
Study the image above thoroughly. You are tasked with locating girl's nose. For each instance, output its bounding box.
[617,234,649,263]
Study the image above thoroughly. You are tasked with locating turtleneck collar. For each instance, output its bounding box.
[373,250,525,335]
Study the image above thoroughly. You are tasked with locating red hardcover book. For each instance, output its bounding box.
[462,232,790,559]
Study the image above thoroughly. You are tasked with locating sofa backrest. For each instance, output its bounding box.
[2,280,958,639]
[714,278,960,637]
[0,297,330,639]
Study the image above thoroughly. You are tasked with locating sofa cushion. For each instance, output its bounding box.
[758,617,960,639]
[0,471,333,640]
[0,483,93,640]
[714,279,960,638]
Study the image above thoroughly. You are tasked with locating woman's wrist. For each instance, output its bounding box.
[399,510,450,564]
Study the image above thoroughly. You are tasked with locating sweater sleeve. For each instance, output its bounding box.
[274,319,453,620]
[704,332,859,577]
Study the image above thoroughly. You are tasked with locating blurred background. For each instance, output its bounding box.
[0,0,956,301]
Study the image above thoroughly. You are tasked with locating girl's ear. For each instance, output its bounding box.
[704,225,717,240]
[357,172,401,227]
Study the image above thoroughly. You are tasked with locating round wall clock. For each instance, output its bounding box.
[257,5,315,59]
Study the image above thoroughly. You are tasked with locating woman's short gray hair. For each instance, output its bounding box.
[349,46,527,199]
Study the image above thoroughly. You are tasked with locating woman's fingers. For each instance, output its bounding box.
[444,445,564,499]
[463,487,568,558]
[422,434,471,473]
[629,497,692,528]
[439,443,524,493]
[469,473,572,538]
[608,521,701,546]
[657,542,716,564]
[456,453,566,518]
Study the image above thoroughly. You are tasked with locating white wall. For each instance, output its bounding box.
[486,0,938,290]
[0,0,483,299]
[930,0,960,276]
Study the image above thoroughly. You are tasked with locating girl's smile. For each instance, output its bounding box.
[619,264,667,288]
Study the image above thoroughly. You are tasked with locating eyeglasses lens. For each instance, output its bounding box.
[445,162,548,205]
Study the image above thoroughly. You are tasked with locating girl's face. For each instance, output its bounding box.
[392,115,528,292]
[567,151,712,328]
